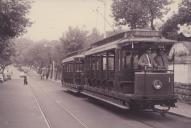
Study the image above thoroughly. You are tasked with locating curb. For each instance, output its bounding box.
[168,111,191,119]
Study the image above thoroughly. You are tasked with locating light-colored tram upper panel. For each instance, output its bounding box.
[62,29,177,62]
[85,29,176,56]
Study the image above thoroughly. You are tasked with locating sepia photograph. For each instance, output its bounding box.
[0,0,191,128]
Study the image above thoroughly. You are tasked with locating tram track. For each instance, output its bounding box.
[28,80,160,128]
[29,81,89,128]
[29,84,52,128]
[28,78,191,128]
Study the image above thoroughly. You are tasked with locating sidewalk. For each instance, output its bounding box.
[169,102,191,118]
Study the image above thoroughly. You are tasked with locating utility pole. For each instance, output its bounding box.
[103,1,106,37]
[97,0,106,37]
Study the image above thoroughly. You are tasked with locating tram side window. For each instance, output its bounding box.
[91,56,100,71]
[96,57,99,70]
[103,57,107,70]
[76,63,83,72]
[108,52,115,71]
[101,52,115,71]
[85,57,91,71]
[66,65,69,72]
[92,56,96,71]
[80,63,83,72]
[133,52,140,69]
[65,65,67,72]
[76,63,79,72]
[121,51,132,69]
[68,64,71,72]
[62,65,65,72]
[68,64,70,72]
[68,63,74,72]
[63,65,66,72]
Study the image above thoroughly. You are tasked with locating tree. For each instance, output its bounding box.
[86,28,104,47]
[12,38,33,65]
[60,26,87,54]
[161,0,191,40]
[112,0,149,29]
[0,0,31,41]
[0,40,15,72]
[161,14,181,40]
[13,39,56,77]
[0,0,31,70]
[142,0,171,30]
[111,0,171,30]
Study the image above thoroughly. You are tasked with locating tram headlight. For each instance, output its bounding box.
[153,80,163,90]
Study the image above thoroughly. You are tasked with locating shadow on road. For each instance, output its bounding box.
[85,97,176,122]
[61,90,87,98]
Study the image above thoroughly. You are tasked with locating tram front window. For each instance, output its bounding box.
[137,48,169,71]
[154,49,169,70]
[138,48,156,68]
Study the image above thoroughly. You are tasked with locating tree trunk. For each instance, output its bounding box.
[151,17,155,30]
[130,22,136,29]
[149,5,155,30]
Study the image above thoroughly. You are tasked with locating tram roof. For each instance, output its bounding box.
[62,48,88,63]
[85,37,176,56]
[119,37,176,45]
[85,39,120,56]
[62,29,177,58]
[62,56,74,63]
[62,53,85,63]
[91,29,162,47]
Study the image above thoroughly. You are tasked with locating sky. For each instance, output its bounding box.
[23,0,113,41]
[23,0,181,41]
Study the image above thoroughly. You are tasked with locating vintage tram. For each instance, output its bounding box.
[61,50,86,93]
[61,29,177,112]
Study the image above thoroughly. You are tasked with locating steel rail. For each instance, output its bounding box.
[29,78,191,128]
[31,81,89,128]
[29,84,52,128]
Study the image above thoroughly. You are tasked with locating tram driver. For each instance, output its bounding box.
[138,48,157,69]
[154,48,168,69]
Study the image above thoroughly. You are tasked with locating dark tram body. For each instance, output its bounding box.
[61,29,177,111]
[61,51,85,93]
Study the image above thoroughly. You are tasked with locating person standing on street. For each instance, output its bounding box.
[24,75,28,85]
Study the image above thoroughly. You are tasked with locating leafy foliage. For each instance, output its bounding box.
[142,0,171,30]
[111,0,171,29]
[0,0,31,41]
[60,26,88,54]
[86,28,104,47]
[14,27,104,68]
[0,0,31,69]
[161,0,191,40]
[112,0,148,29]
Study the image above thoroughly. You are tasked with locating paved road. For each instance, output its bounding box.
[0,80,48,128]
[29,74,191,128]
[0,68,191,128]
